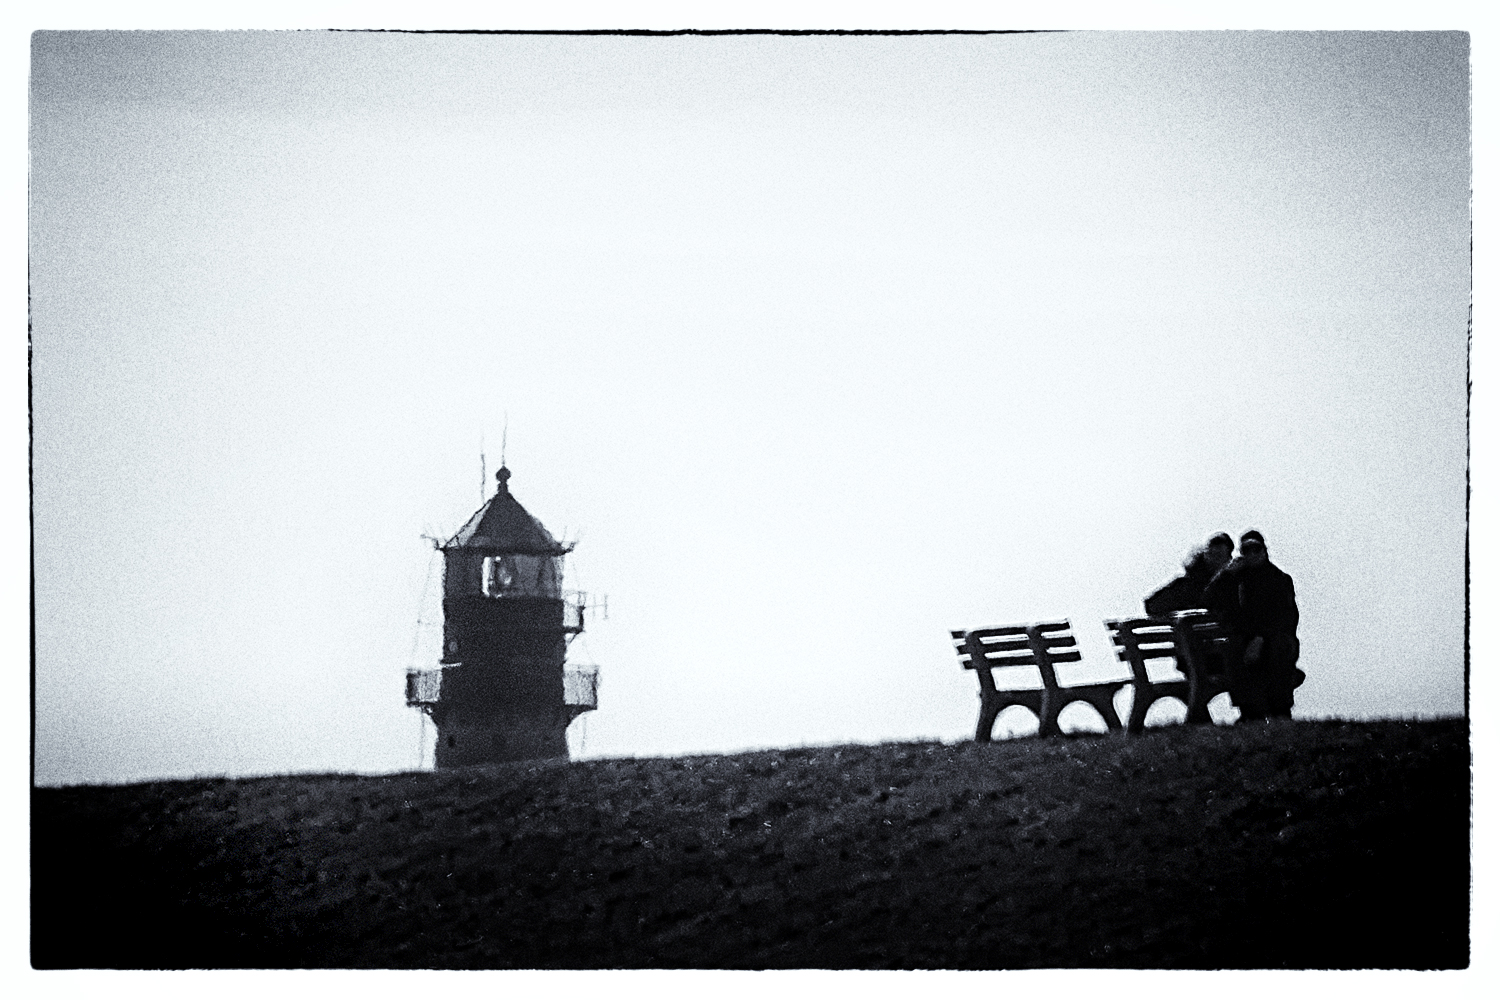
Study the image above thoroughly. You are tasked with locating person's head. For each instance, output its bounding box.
[1239,530,1268,566]
[1205,532,1234,571]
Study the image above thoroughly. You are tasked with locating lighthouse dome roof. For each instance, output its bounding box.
[443,467,573,555]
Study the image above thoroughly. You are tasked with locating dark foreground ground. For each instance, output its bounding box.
[33,718,1468,969]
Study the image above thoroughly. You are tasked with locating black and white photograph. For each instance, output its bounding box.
[26,9,1478,974]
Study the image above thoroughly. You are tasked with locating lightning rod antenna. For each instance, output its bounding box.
[501,411,508,468]
[480,432,486,504]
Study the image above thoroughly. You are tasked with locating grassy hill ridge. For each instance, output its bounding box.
[32,718,1468,969]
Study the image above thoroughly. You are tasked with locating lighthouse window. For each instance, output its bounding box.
[481,556,515,597]
[476,553,562,598]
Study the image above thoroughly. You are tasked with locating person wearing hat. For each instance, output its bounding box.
[1202,530,1304,720]
[1144,532,1236,618]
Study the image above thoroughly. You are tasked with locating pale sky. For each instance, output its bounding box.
[30,30,1470,785]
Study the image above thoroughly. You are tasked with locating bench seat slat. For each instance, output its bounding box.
[960,637,1035,654]
[964,650,1037,667]
[964,627,1076,645]
[1109,618,1173,632]
[1111,643,1178,659]
[960,635,1079,654]
[958,620,1069,635]
[957,653,1033,669]
[959,648,1082,669]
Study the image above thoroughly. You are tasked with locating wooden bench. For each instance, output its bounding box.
[951,620,1126,741]
[1104,611,1231,733]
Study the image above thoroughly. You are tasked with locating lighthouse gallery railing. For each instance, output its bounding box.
[406,663,598,711]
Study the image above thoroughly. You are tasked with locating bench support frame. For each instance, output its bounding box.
[1107,613,1231,734]
[960,622,1125,741]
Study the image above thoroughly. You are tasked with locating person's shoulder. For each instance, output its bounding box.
[1213,558,1246,579]
[1203,564,1235,594]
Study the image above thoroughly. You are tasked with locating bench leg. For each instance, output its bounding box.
[1037,690,1062,738]
[1098,690,1125,732]
[975,695,1000,743]
[1185,663,1214,724]
[1127,681,1151,735]
[1185,697,1213,725]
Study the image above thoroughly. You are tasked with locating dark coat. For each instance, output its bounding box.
[1144,552,1221,617]
[1202,558,1299,639]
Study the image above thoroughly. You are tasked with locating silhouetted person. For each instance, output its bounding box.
[1202,530,1302,720]
[1144,532,1235,617]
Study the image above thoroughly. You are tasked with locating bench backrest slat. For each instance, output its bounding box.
[1106,617,1178,684]
[1105,613,1230,684]
[1165,611,1230,678]
[953,620,1079,690]
[960,631,1077,652]
[953,631,1078,662]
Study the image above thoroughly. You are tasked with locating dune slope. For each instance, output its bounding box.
[32,718,1468,969]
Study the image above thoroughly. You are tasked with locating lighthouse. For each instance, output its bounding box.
[406,465,598,766]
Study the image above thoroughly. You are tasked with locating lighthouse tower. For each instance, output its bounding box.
[406,465,597,767]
